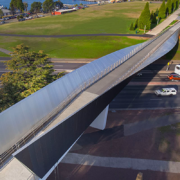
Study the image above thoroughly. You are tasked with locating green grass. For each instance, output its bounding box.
[170,20,178,25]
[0,51,10,57]
[0,2,161,35]
[0,36,146,58]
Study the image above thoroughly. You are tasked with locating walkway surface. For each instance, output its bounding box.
[0,48,11,55]
[61,153,180,173]
[0,33,153,38]
[147,8,180,35]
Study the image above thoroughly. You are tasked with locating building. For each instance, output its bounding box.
[0,6,12,16]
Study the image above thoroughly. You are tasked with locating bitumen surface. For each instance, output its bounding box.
[0,33,153,38]
[0,62,86,76]
[109,85,180,109]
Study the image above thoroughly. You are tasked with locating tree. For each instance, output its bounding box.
[129,22,134,30]
[23,2,28,12]
[134,19,138,29]
[177,0,180,9]
[0,9,3,19]
[158,0,166,19]
[151,11,157,24]
[138,2,151,30]
[43,0,54,13]
[0,44,64,112]
[54,0,63,9]
[17,0,24,12]
[171,0,176,11]
[155,8,159,16]
[10,0,24,13]
[166,0,172,14]
[10,0,16,15]
[30,2,42,15]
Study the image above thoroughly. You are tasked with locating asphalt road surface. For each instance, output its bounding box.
[110,85,180,109]
[109,63,180,109]
[0,62,85,76]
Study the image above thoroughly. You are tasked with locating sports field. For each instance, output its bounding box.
[0,2,161,35]
[0,36,146,58]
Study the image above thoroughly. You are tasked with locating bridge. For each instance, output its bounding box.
[0,21,180,180]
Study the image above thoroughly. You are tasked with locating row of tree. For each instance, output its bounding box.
[31,0,63,14]
[9,0,63,15]
[159,0,179,19]
[0,44,64,112]
[130,0,179,31]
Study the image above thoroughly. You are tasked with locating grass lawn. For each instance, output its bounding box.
[0,36,146,58]
[0,51,10,57]
[0,2,161,35]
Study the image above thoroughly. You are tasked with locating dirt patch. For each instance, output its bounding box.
[127,36,150,40]
[123,12,141,18]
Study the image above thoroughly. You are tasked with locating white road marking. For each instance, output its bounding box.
[150,99,162,100]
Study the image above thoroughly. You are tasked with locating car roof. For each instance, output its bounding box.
[162,88,176,91]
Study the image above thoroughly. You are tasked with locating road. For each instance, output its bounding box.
[109,85,180,109]
[109,62,180,109]
[0,62,85,76]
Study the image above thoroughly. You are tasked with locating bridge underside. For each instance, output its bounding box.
[14,75,134,179]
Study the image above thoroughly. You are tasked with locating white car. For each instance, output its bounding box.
[155,88,177,96]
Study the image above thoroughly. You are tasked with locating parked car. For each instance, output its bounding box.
[168,73,180,81]
[38,15,44,17]
[154,88,177,96]
[18,18,25,21]
[73,6,79,10]
[4,17,9,20]
[0,21,5,24]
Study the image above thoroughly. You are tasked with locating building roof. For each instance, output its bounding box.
[2,9,11,13]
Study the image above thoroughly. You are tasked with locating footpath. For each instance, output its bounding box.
[147,8,180,35]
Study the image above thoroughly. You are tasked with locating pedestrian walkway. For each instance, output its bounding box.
[147,8,180,35]
[62,153,180,173]
[0,48,11,55]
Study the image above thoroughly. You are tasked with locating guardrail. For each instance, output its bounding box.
[1,21,179,168]
[110,22,180,88]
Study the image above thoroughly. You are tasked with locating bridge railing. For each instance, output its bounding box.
[110,21,180,88]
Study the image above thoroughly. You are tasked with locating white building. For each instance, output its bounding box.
[0,5,12,16]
